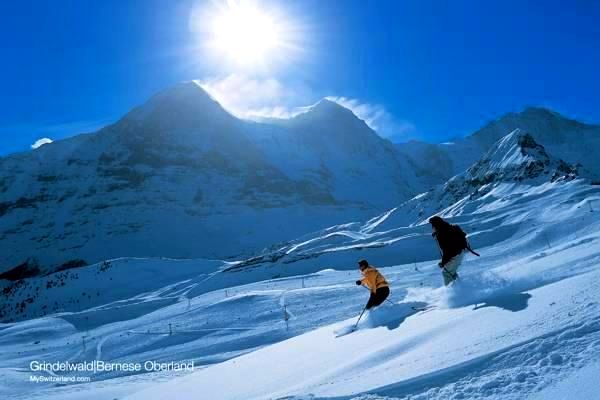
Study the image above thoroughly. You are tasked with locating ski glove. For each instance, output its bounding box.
[355,280,362,286]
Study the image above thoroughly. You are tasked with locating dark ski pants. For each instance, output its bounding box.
[366,286,390,309]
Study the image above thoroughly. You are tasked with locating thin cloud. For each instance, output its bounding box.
[0,118,113,156]
[200,74,416,140]
[31,137,53,149]
[325,96,416,141]
[200,73,312,119]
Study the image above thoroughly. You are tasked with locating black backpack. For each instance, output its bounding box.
[451,224,480,256]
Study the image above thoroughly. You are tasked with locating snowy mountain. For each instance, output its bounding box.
[0,82,420,275]
[2,143,599,399]
[396,107,600,185]
[247,98,418,207]
[394,129,580,224]
[0,98,600,400]
[3,82,597,277]
[224,129,585,272]
[466,129,578,183]
[1,128,593,321]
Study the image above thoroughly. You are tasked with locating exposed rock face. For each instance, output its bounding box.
[0,83,419,273]
[396,129,579,222]
[396,107,600,185]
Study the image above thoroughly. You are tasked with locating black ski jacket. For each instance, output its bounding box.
[433,224,467,266]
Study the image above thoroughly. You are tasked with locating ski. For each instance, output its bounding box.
[411,305,436,313]
[334,326,359,337]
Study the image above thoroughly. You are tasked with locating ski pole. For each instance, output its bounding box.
[353,305,367,330]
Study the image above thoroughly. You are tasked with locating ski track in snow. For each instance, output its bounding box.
[325,312,600,400]
[119,269,600,400]
[1,178,600,400]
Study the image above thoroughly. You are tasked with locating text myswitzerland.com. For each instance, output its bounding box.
[30,375,91,383]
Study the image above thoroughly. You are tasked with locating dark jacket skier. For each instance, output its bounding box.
[355,259,390,309]
[429,216,479,285]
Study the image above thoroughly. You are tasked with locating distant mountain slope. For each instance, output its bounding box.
[397,129,580,223]
[0,82,419,274]
[247,99,419,207]
[396,107,600,186]
[210,129,591,275]
[2,130,597,323]
[2,82,597,275]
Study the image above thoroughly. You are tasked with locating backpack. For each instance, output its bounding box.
[451,224,480,256]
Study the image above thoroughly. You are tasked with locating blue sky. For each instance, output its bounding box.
[1,0,599,155]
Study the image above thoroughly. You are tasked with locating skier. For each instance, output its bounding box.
[429,216,479,285]
[355,259,390,309]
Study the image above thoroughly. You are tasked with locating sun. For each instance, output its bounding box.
[191,0,301,70]
[209,2,282,66]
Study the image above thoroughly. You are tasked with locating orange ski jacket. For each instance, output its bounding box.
[360,266,389,294]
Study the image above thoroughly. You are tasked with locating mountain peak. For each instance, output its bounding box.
[117,81,237,134]
[432,129,578,207]
[470,105,590,149]
[295,98,357,120]
[484,129,549,168]
[500,106,572,122]
[521,106,557,115]
[288,98,373,133]
[469,129,547,175]
[464,128,578,185]
[145,81,228,114]
[313,98,349,110]
[160,80,213,97]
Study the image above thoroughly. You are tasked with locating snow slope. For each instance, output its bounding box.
[2,163,599,399]
[121,172,600,400]
[2,118,600,399]
[127,270,600,400]
[530,362,600,400]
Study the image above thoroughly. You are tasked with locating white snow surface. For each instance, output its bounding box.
[2,173,600,399]
[529,362,600,400]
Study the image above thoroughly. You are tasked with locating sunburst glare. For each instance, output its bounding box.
[192,0,301,70]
